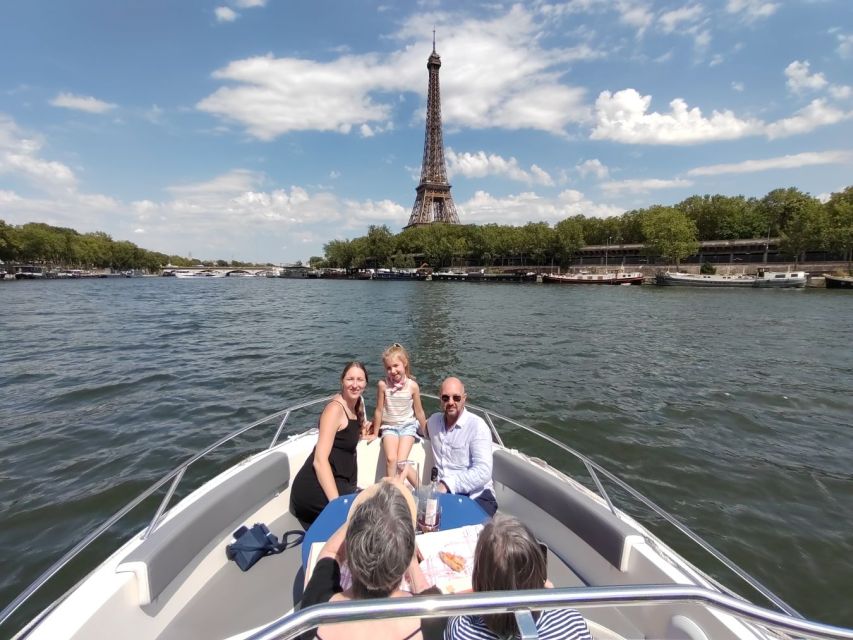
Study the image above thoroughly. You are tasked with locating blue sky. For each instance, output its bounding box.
[1,0,851,263]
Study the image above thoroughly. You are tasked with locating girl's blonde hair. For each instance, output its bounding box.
[382,343,412,377]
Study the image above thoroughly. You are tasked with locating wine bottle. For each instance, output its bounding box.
[424,466,439,530]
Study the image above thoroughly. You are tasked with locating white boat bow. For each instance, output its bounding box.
[3,396,850,640]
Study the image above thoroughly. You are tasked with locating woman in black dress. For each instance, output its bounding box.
[291,361,374,526]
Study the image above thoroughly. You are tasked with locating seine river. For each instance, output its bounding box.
[1,277,851,631]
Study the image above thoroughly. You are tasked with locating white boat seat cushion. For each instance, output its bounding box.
[117,450,292,606]
[492,449,639,571]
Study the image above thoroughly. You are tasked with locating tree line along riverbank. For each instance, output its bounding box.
[2,186,851,272]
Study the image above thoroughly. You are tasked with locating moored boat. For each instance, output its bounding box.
[4,395,849,640]
[543,270,644,285]
[656,270,807,288]
[753,269,807,288]
[13,265,46,280]
[824,274,853,289]
[656,271,757,287]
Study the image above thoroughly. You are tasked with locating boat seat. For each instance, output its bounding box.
[492,449,641,572]
[156,510,305,640]
[117,449,293,606]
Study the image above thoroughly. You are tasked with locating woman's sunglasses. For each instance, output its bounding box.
[441,394,463,402]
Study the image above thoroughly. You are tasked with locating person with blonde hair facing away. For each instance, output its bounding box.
[300,479,444,640]
[445,514,592,640]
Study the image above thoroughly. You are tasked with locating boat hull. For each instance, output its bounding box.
[656,271,806,288]
[6,399,833,640]
[544,273,644,285]
[824,275,853,289]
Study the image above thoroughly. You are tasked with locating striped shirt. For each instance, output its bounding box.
[445,609,592,640]
[382,379,416,426]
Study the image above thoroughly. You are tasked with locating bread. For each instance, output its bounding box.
[438,551,465,572]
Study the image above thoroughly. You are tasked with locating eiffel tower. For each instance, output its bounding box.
[405,35,460,228]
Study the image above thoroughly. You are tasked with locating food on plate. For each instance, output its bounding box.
[438,550,465,572]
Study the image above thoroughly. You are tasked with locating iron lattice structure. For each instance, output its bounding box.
[406,41,460,228]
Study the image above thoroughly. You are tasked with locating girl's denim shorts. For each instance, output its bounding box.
[380,419,420,439]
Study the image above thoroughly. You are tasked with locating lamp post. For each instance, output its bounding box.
[605,236,611,269]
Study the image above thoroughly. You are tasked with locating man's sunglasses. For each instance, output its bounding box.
[441,394,463,402]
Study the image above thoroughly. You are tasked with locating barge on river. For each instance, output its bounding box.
[543,271,645,285]
[656,270,807,288]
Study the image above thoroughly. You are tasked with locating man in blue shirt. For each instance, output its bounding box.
[425,376,498,516]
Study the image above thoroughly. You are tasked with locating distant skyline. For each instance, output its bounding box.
[1,0,851,263]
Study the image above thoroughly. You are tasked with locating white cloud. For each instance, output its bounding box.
[600,178,692,195]
[576,158,610,179]
[215,7,238,22]
[725,0,779,21]
[0,114,77,189]
[591,88,850,144]
[658,4,704,33]
[445,149,554,186]
[765,99,850,139]
[233,0,266,7]
[49,92,116,114]
[144,105,164,124]
[198,5,594,140]
[837,33,853,59]
[829,85,852,100]
[731,81,745,92]
[785,60,828,94]
[197,54,393,140]
[590,89,762,144]
[460,188,621,224]
[617,1,653,35]
[687,150,853,176]
[694,30,711,51]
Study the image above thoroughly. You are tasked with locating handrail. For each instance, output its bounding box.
[449,396,800,619]
[0,394,812,632]
[246,585,853,640]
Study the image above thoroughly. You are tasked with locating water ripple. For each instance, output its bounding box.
[0,279,851,626]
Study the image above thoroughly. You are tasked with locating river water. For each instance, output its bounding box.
[1,277,851,631]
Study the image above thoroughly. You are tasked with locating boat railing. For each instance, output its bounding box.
[459,395,800,619]
[0,395,334,631]
[247,585,853,640]
[0,394,815,632]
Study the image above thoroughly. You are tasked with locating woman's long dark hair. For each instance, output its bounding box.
[472,514,547,637]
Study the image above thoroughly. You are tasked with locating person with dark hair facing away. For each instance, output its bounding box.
[301,479,443,640]
[445,514,592,640]
[291,361,374,527]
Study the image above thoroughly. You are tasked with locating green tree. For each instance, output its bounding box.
[365,225,394,267]
[776,196,825,264]
[825,187,853,271]
[518,222,553,266]
[641,206,699,265]
[323,239,354,268]
[308,256,325,268]
[0,219,20,261]
[758,187,818,239]
[554,217,585,267]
